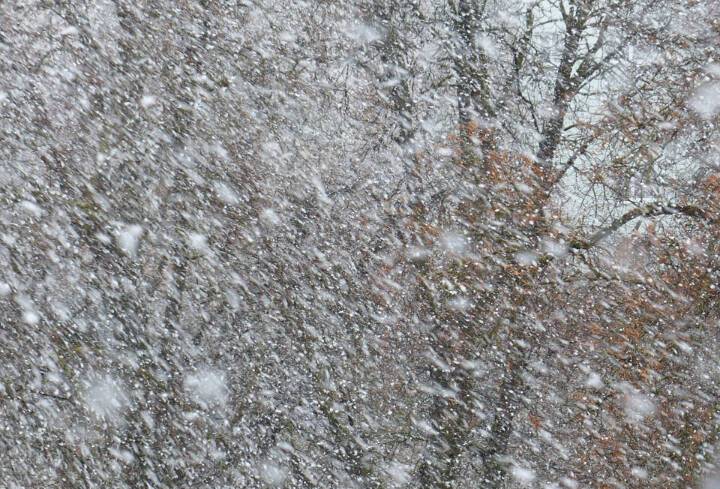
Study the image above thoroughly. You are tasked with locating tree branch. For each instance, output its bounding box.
[551,139,591,186]
[569,203,713,250]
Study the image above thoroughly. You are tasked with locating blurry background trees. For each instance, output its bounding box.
[0,0,718,488]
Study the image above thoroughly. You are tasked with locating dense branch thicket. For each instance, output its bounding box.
[0,0,719,488]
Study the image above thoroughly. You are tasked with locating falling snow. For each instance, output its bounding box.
[1,0,719,487]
